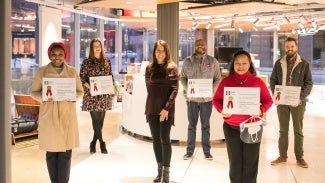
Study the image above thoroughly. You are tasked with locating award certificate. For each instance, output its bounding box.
[223,87,260,115]
[187,78,213,98]
[89,75,114,96]
[42,78,76,101]
[273,85,301,105]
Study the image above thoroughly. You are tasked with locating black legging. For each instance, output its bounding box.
[46,150,72,183]
[147,115,172,167]
[90,111,106,143]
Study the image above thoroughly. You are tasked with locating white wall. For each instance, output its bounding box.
[39,6,61,66]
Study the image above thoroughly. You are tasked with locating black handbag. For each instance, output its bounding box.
[239,116,266,144]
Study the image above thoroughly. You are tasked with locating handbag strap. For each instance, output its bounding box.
[239,116,267,131]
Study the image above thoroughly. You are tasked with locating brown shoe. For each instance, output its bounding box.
[271,157,287,165]
[296,158,308,168]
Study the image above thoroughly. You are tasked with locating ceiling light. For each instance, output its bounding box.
[299,15,307,23]
[307,27,318,34]
[300,28,306,34]
[192,21,199,30]
[298,22,304,29]
[311,20,318,29]
[276,24,280,31]
[231,19,235,28]
[263,24,279,31]
[214,23,230,29]
[220,28,235,31]
[283,16,290,24]
[205,22,211,29]
[253,18,260,25]
[73,5,82,10]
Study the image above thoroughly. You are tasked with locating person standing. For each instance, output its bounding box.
[30,42,84,183]
[80,39,114,154]
[212,50,273,183]
[270,37,313,168]
[180,38,222,160]
[145,40,179,183]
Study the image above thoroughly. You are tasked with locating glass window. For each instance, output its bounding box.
[311,31,325,84]
[104,21,117,74]
[61,11,75,66]
[79,15,99,65]
[11,0,37,95]
[121,27,142,74]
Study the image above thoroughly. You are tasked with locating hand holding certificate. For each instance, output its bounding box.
[89,75,115,96]
[273,85,301,106]
[187,78,213,98]
[42,78,76,101]
[223,87,260,115]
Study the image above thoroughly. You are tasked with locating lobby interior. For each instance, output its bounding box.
[2,0,325,183]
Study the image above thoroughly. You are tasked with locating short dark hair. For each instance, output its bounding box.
[285,37,298,46]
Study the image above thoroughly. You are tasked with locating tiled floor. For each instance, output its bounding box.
[11,85,325,183]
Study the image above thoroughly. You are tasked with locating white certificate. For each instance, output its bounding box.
[187,79,213,98]
[273,85,301,105]
[223,87,260,115]
[89,75,114,96]
[42,78,76,101]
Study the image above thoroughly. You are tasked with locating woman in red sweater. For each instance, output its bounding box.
[212,50,273,183]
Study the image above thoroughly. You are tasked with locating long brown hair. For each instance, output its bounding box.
[148,40,175,78]
[88,39,109,67]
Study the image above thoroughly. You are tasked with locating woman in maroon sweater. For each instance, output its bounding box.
[212,50,273,183]
[145,40,178,183]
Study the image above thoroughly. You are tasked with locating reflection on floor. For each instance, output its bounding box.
[11,85,325,183]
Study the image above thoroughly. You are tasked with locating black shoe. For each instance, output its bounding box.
[204,153,213,160]
[162,166,170,183]
[183,152,193,160]
[153,163,162,182]
[100,142,108,154]
[90,141,96,153]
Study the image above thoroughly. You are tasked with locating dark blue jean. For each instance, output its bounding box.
[186,101,212,154]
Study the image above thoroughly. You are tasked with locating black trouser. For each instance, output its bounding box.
[223,123,260,183]
[90,111,106,143]
[46,150,72,183]
[147,115,172,167]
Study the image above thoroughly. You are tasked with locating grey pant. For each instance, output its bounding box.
[276,101,306,159]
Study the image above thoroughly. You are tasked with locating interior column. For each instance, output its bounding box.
[157,2,179,64]
[0,0,12,182]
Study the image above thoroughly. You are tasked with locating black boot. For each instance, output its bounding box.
[90,141,96,153]
[100,141,108,154]
[153,162,162,182]
[162,166,169,183]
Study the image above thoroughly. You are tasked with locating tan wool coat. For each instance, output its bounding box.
[30,63,84,152]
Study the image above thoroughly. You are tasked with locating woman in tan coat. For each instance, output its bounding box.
[30,42,84,183]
